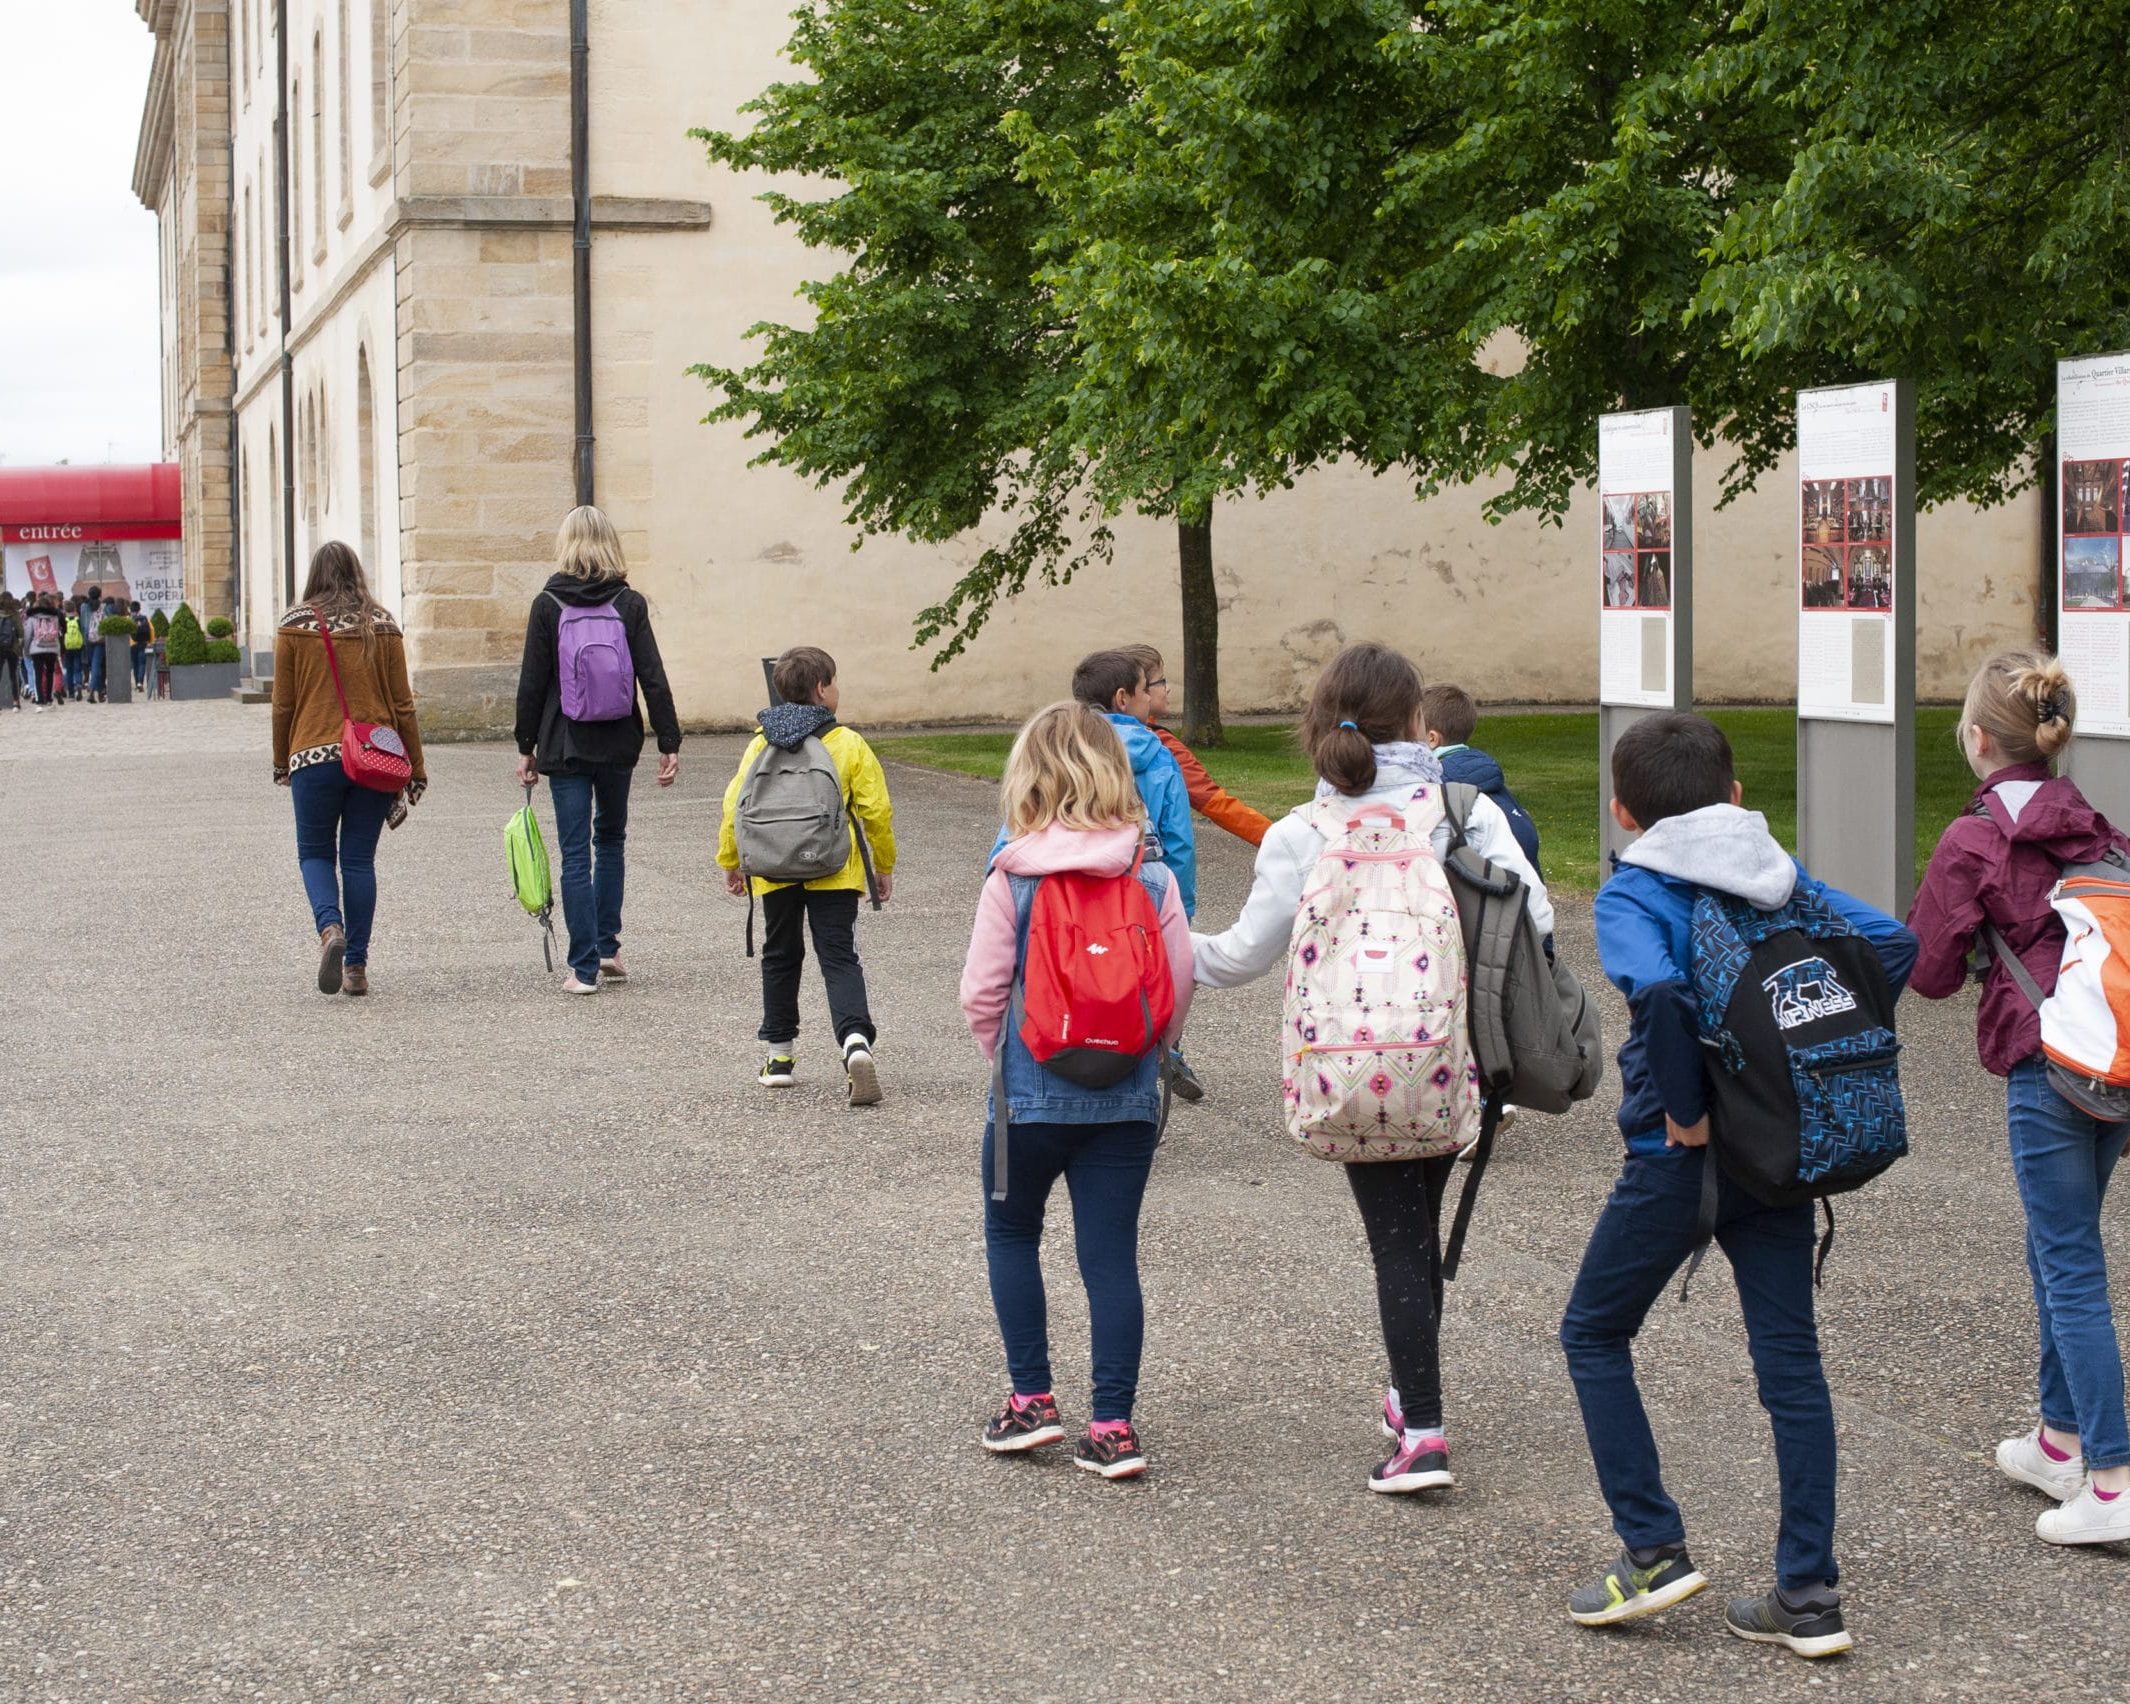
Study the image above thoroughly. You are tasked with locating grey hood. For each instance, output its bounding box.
[1618,803,1797,910]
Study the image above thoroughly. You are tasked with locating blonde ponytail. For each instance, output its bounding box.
[1960,649,2076,768]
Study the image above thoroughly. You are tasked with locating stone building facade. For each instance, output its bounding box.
[133,0,235,620]
[137,1,2046,730]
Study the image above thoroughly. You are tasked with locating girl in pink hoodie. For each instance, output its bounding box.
[961,701,1195,1480]
[1909,649,2130,1545]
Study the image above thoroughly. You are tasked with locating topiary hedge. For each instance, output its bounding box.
[165,602,208,666]
[202,639,241,664]
[205,616,234,639]
[98,613,136,638]
[150,608,170,638]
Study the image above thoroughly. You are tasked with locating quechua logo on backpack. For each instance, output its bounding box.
[1017,865,1174,1087]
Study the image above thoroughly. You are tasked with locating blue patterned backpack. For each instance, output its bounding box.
[1683,887,1908,1288]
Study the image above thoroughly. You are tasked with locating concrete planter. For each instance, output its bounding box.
[102,635,133,704]
[168,661,241,701]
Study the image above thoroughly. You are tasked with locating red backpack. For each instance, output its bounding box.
[990,857,1176,1200]
[1017,861,1176,1084]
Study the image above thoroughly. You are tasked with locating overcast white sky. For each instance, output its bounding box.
[0,2,163,468]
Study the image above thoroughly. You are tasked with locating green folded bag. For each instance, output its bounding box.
[505,784,557,970]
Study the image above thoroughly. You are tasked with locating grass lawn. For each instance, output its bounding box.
[877,708,1973,893]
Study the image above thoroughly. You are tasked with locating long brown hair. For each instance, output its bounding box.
[1299,643,1425,794]
[299,540,383,631]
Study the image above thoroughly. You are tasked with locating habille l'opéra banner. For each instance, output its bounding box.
[3,532,184,617]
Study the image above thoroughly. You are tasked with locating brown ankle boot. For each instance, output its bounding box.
[318,924,346,994]
[342,963,369,997]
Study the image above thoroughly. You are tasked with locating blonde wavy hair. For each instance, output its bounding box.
[1960,647,2075,769]
[1001,701,1147,839]
[555,504,628,582]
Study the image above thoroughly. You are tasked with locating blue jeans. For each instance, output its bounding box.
[1560,1146,1837,1591]
[290,764,394,964]
[549,768,630,982]
[131,642,149,687]
[86,642,106,694]
[2007,1059,2130,1469]
[62,649,82,695]
[983,1118,1159,1421]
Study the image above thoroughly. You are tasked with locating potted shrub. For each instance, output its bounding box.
[165,602,242,701]
[150,607,170,639]
[97,611,137,705]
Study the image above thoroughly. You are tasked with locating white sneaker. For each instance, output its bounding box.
[599,956,628,983]
[1997,1428,2084,1501]
[2037,1483,2130,1545]
[843,1034,882,1107]
[1459,1104,1516,1162]
[561,975,598,996]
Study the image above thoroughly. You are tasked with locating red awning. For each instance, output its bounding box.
[0,465,181,541]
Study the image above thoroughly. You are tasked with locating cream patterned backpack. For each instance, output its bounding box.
[1281,786,1480,1161]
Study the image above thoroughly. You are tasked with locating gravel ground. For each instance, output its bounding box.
[1,699,2125,1701]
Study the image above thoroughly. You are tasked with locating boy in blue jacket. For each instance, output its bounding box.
[1422,682,1541,873]
[1562,713,1916,1660]
[989,650,1197,919]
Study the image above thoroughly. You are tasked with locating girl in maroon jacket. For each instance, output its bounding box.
[1908,650,2130,1545]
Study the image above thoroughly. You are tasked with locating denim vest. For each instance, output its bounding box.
[987,864,1174,1129]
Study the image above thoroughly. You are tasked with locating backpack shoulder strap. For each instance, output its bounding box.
[1442,781,1479,848]
[1687,890,1752,1038]
[1982,923,2048,1012]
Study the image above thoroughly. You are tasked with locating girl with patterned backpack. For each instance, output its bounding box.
[1193,644,1551,1494]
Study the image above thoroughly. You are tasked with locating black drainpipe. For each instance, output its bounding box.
[274,0,295,604]
[571,0,594,506]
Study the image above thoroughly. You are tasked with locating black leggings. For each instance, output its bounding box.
[1345,1155,1456,1430]
[32,653,58,702]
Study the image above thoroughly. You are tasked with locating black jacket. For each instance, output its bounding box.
[514,575,682,774]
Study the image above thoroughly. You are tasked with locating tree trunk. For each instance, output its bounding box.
[1178,515,1222,748]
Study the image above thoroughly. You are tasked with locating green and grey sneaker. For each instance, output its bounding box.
[1723,1586,1853,1659]
[1568,1543,1708,1627]
[758,1053,797,1088]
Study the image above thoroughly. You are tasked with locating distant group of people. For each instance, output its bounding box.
[260,517,2130,1665]
[0,585,156,710]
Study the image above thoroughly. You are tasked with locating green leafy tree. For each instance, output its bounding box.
[695,0,1245,744]
[150,607,170,639]
[165,601,207,666]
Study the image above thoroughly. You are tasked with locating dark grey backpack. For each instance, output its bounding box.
[1440,783,1604,1111]
[1437,781,1604,1277]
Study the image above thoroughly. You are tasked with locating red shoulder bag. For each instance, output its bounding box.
[316,616,413,793]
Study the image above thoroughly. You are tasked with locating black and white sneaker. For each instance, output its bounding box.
[981,1392,1064,1453]
[1074,1424,1146,1479]
[1568,1543,1708,1626]
[1724,1586,1854,1659]
[843,1035,882,1106]
[758,1053,796,1088]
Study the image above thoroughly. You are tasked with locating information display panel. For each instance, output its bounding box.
[1596,406,1692,878]
[2058,353,2130,818]
[1797,383,1899,725]
[1795,380,1915,916]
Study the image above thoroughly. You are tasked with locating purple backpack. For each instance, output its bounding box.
[549,591,635,722]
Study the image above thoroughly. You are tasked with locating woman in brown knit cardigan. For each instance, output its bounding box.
[271,541,427,996]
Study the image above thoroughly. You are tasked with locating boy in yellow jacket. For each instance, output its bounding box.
[718,646,898,1105]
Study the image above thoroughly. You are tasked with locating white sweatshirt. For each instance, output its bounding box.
[1192,775,1554,988]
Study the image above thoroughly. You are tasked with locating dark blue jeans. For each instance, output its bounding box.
[290,764,394,965]
[549,768,630,983]
[86,642,106,694]
[1559,1145,1837,1591]
[62,648,82,695]
[2007,1059,2130,1469]
[983,1118,1159,1422]
[131,642,149,687]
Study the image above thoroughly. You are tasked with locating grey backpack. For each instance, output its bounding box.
[1437,781,1604,1277]
[737,733,850,885]
[1440,782,1603,1111]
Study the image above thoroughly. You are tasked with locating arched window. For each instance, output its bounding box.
[318,380,331,514]
[370,0,389,172]
[259,148,272,326]
[336,1,352,212]
[356,347,378,577]
[311,32,325,249]
[269,425,287,606]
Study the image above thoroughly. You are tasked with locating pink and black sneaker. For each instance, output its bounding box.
[981,1392,1064,1453]
[1074,1421,1146,1480]
[1371,1432,1453,1494]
